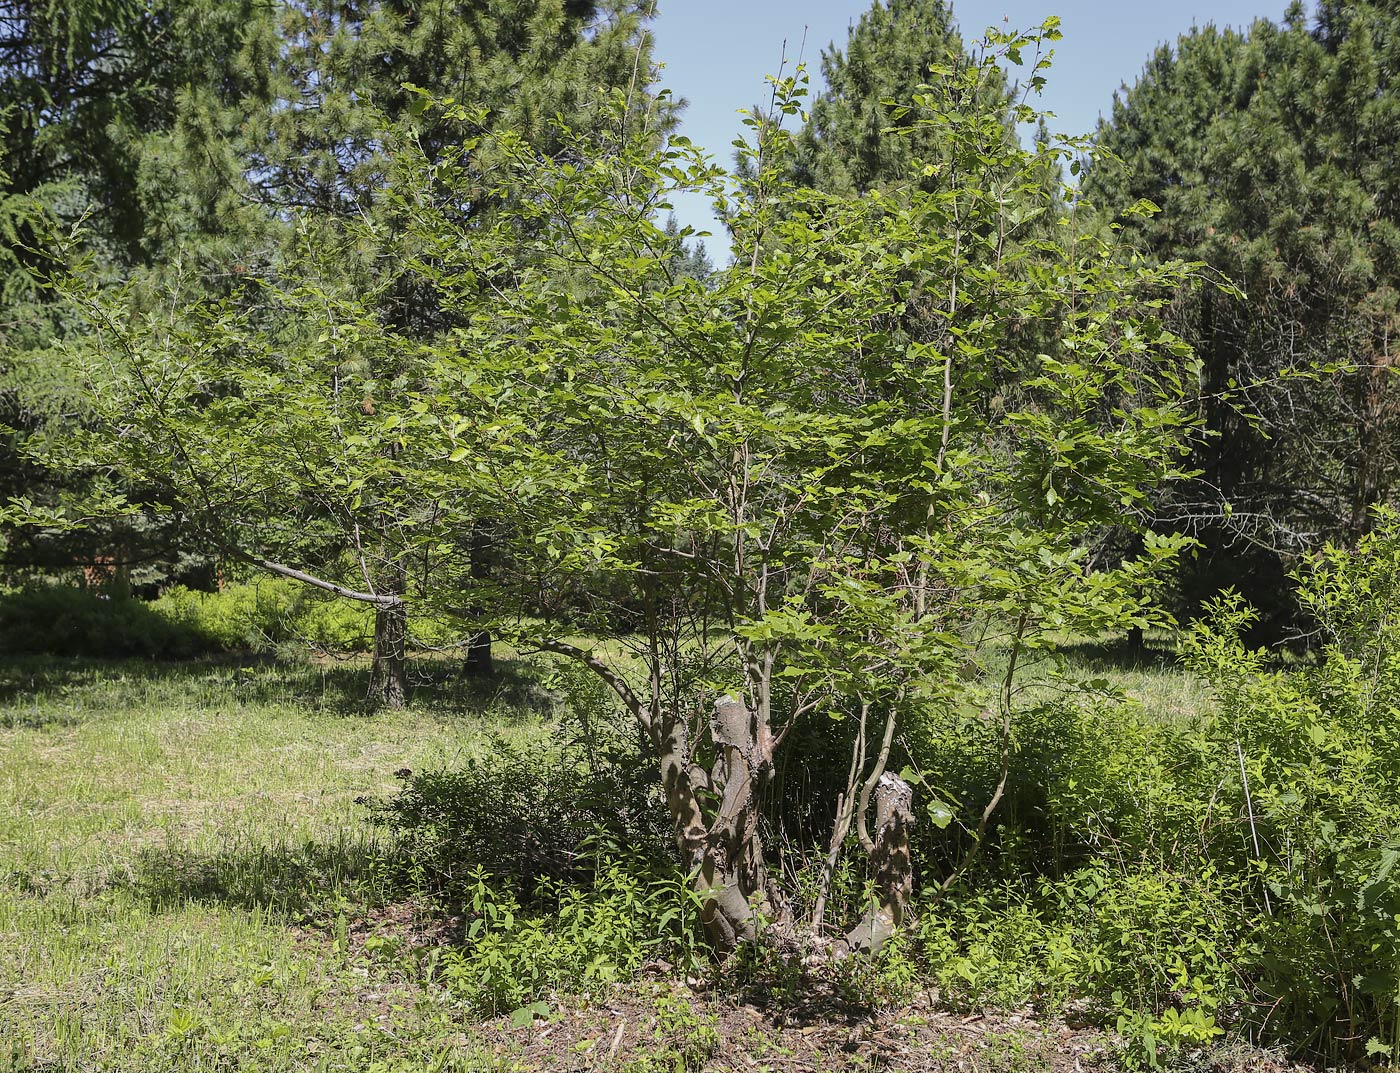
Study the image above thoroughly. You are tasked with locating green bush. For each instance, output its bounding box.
[1177,516,1400,1065]
[153,580,375,652]
[902,690,1182,881]
[156,579,472,654]
[361,666,701,1017]
[0,584,216,658]
[365,695,667,901]
[901,511,1400,1067]
[914,866,1234,1069]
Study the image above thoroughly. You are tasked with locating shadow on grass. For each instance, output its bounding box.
[0,655,270,728]
[0,652,557,727]
[224,654,560,719]
[1,1045,67,1073]
[1053,636,1179,674]
[124,834,389,916]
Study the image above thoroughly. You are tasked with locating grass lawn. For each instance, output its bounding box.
[0,656,549,1072]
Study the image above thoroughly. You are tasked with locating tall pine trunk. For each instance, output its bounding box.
[1351,359,1389,540]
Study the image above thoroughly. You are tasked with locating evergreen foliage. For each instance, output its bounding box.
[0,1,666,693]
[793,0,976,193]
[0,0,255,585]
[17,1,1400,1060]
[1087,1,1400,639]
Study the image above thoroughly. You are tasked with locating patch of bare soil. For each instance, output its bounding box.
[470,985,1317,1073]
[472,988,1100,1071]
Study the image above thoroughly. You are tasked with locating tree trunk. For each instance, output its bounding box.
[461,520,494,677]
[111,557,132,602]
[1351,359,1388,540]
[656,696,784,955]
[369,559,408,709]
[549,640,916,959]
[463,630,494,677]
[839,772,914,956]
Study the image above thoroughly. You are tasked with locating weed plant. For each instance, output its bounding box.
[436,860,708,1016]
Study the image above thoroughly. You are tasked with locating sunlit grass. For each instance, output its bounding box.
[0,655,547,1072]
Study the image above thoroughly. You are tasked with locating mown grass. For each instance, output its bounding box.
[0,655,557,1072]
[1047,637,1216,727]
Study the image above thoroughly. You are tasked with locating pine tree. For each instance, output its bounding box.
[1087,2,1400,640]
[208,0,667,703]
[792,0,993,194]
[0,0,257,269]
[140,0,662,703]
[2,1,667,699]
[0,1,255,590]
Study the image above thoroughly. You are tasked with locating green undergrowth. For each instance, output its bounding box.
[0,578,475,659]
[5,551,1400,1071]
[361,516,1400,1071]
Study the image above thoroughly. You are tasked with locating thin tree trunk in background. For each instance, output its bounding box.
[111,549,132,602]
[462,519,494,678]
[464,629,493,677]
[1125,532,1146,651]
[1351,357,1388,540]
[369,560,408,709]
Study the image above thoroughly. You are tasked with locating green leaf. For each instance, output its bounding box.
[926,800,954,829]
[509,1002,550,1028]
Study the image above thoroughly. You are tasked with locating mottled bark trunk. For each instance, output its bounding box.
[369,601,408,709]
[839,773,915,956]
[657,696,784,955]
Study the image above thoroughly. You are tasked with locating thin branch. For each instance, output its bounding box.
[535,638,646,725]
[223,546,401,609]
